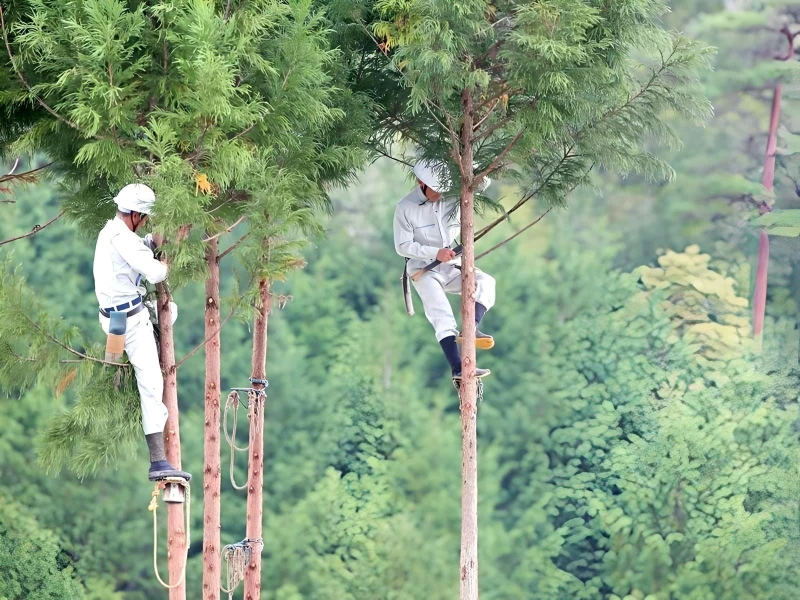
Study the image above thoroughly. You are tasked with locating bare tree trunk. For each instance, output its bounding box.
[202,237,222,599]
[157,281,187,600]
[753,82,781,339]
[243,279,270,600]
[458,88,479,600]
[753,15,798,337]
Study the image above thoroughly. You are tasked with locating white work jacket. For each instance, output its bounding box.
[394,186,461,274]
[93,217,168,309]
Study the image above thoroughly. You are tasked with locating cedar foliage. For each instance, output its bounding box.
[0,0,371,475]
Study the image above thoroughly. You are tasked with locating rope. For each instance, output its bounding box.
[148,479,191,589]
[224,385,267,491]
[224,390,250,490]
[220,538,263,599]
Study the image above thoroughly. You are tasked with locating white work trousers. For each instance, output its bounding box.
[98,304,175,435]
[412,264,496,341]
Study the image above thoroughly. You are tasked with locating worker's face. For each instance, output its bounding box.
[131,212,149,233]
[418,180,442,202]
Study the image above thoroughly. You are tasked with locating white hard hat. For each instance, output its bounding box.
[114,183,156,215]
[413,160,451,194]
[414,160,492,194]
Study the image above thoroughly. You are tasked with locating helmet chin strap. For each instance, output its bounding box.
[131,212,146,233]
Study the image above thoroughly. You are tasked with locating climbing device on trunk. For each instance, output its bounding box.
[148,477,191,589]
[220,378,268,596]
[453,378,484,404]
[220,538,264,599]
[223,378,268,491]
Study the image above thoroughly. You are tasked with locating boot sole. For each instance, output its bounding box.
[456,335,494,350]
[149,472,192,482]
[453,369,491,381]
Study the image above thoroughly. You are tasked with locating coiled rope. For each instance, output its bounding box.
[148,479,191,589]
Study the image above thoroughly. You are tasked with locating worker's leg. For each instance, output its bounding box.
[474,269,496,315]
[412,272,463,375]
[414,271,490,377]
[99,310,190,480]
[444,268,496,349]
[122,311,168,435]
[412,272,458,342]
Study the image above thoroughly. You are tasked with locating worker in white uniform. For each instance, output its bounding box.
[394,160,495,380]
[93,183,191,482]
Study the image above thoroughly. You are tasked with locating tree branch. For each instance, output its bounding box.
[0,161,54,186]
[475,144,575,241]
[474,128,525,183]
[0,7,81,131]
[374,147,414,167]
[472,114,514,143]
[20,312,128,368]
[0,211,65,246]
[472,98,499,132]
[475,208,551,260]
[357,20,459,142]
[218,232,250,261]
[201,215,245,243]
[175,304,237,369]
[779,24,798,61]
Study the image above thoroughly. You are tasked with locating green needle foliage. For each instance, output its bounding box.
[0,258,141,477]
[327,0,713,217]
[0,0,371,474]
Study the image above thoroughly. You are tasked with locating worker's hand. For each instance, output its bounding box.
[437,248,457,262]
[151,233,164,248]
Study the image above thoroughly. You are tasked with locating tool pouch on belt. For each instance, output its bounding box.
[105,311,128,362]
[402,259,414,317]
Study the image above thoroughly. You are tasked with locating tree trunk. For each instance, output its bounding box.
[157,281,187,600]
[202,237,222,599]
[458,88,479,600]
[753,82,781,338]
[243,279,270,600]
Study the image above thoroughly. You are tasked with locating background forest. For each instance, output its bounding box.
[2,0,800,599]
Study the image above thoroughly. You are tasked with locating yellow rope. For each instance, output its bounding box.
[149,479,191,589]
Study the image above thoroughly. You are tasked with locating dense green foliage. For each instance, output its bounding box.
[0,0,372,474]
[2,1,800,599]
[3,157,800,597]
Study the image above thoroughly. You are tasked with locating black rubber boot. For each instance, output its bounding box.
[441,336,491,379]
[440,335,462,375]
[148,461,192,482]
[475,302,488,325]
[456,303,494,349]
[146,433,191,481]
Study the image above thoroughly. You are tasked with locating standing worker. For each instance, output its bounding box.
[394,160,495,380]
[93,184,191,482]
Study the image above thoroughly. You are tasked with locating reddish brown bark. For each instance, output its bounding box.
[753,83,781,339]
[753,20,797,337]
[243,279,270,599]
[157,281,187,600]
[458,88,479,600]
[202,237,222,599]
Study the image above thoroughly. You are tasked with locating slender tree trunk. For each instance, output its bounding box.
[157,281,187,600]
[753,82,781,339]
[752,15,798,337]
[243,279,270,600]
[202,237,222,599]
[458,88,479,600]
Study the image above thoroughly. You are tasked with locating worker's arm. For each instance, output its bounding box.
[111,234,169,284]
[393,205,440,261]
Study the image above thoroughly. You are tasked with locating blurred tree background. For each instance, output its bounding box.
[2,1,800,599]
